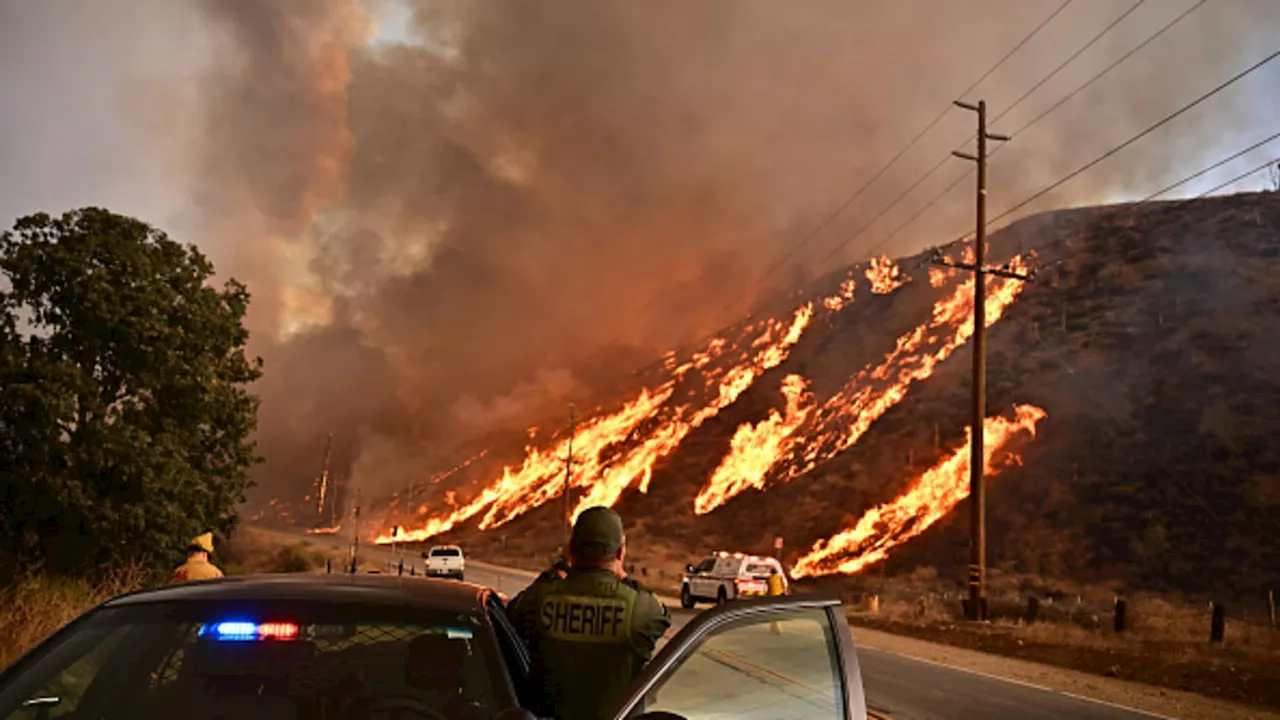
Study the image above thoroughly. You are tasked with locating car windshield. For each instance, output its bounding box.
[0,600,505,720]
[430,548,462,557]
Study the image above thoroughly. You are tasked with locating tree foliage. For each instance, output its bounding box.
[0,208,262,576]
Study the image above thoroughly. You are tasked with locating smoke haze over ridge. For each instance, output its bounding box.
[2,0,1279,503]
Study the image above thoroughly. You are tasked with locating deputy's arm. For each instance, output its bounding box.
[505,583,541,642]
[629,588,671,661]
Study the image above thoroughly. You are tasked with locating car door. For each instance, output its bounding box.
[609,594,868,720]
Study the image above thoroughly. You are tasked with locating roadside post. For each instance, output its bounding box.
[1114,598,1127,634]
[1210,602,1226,644]
[1268,589,1276,631]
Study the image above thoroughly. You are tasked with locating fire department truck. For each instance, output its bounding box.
[680,551,788,608]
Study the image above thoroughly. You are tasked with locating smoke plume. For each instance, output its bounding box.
[4,1,1278,504]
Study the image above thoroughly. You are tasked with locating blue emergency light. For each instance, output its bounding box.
[199,620,299,641]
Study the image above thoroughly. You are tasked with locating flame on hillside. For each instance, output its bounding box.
[695,374,813,513]
[867,255,910,295]
[792,404,1047,577]
[307,525,342,535]
[375,298,824,544]
[929,267,949,288]
[694,254,1032,514]
[823,276,857,312]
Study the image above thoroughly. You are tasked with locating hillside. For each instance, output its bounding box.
[293,191,1280,601]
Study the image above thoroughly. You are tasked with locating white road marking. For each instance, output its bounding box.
[856,646,1178,719]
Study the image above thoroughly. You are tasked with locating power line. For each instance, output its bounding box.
[746,0,1074,296]
[990,47,1280,227]
[988,0,1148,128]
[1141,129,1280,201]
[618,0,1078,382]
[846,3,1245,261]
[814,0,1172,268]
[998,0,1211,138]
[1190,154,1280,198]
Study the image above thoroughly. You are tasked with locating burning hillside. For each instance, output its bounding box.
[323,192,1280,596]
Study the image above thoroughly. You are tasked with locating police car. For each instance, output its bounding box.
[681,551,789,608]
[0,574,870,719]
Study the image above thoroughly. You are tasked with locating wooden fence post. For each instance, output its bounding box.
[1114,598,1128,634]
[1268,590,1276,631]
[1210,602,1226,644]
[1025,597,1040,625]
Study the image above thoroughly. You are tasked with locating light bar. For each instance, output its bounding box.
[199,620,299,641]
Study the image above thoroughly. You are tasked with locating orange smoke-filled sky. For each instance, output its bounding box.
[2,0,1279,501]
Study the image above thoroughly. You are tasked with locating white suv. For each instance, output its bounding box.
[681,552,788,608]
[423,544,465,580]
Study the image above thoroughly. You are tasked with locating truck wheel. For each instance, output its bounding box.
[680,585,696,609]
[717,586,728,605]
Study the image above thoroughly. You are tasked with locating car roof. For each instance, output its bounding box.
[429,544,463,550]
[102,573,490,614]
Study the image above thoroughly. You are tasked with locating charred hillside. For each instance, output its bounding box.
[372,190,1280,598]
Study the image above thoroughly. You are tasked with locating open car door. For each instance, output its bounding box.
[610,594,868,720]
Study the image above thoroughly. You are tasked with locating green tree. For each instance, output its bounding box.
[0,208,262,576]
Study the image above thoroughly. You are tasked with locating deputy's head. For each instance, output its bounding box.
[569,506,625,571]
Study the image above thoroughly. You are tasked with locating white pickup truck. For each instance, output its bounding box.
[423,544,465,580]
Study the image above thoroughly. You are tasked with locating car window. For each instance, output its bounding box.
[431,548,462,557]
[0,601,506,720]
[745,563,773,576]
[693,559,716,573]
[638,607,846,719]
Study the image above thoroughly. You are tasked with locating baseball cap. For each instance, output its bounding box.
[570,506,625,560]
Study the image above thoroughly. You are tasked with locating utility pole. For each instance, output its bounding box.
[351,488,362,573]
[316,432,333,524]
[562,404,577,544]
[932,99,1031,622]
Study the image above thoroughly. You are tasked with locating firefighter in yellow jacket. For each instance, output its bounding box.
[167,532,224,583]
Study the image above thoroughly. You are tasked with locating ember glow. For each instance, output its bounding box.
[866,255,911,294]
[693,255,1032,514]
[792,404,1047,577]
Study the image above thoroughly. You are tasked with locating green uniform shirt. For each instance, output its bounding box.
[508,568,670,720]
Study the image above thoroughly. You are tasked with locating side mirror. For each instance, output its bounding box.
[684,564,695,574]
[421,552,429,559]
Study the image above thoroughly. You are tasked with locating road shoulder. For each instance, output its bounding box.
[850,623,1280,720]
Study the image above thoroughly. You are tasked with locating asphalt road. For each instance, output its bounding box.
[291,531,1165,720]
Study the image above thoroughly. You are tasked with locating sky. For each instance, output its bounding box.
[1,0,1278,501]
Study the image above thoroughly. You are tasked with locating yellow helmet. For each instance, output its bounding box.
[189,532,215,554]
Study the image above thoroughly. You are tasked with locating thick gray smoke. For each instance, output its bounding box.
[4,1,1278,504]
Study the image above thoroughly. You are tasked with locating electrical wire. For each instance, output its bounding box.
[816,0,1177,268]
[842,1,1241,261]
[1140,129,1280,201]
[989,47,1280,228]
[744,0,1074,297]
[618,0,1078,381]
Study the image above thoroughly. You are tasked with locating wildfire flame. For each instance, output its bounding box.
[866,255,910,295]
[823,276,857,312]
[307,525,342,535]
[928,266,950,288]
[374,300,822,544]
[696,374,813,514]
[792,404,1047,577]
[693,255,1031,514]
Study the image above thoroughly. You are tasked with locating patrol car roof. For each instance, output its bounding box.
[103,573,489,613]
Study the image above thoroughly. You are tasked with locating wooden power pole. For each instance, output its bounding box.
[562,404,577,544]
[932,99,1031,621]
